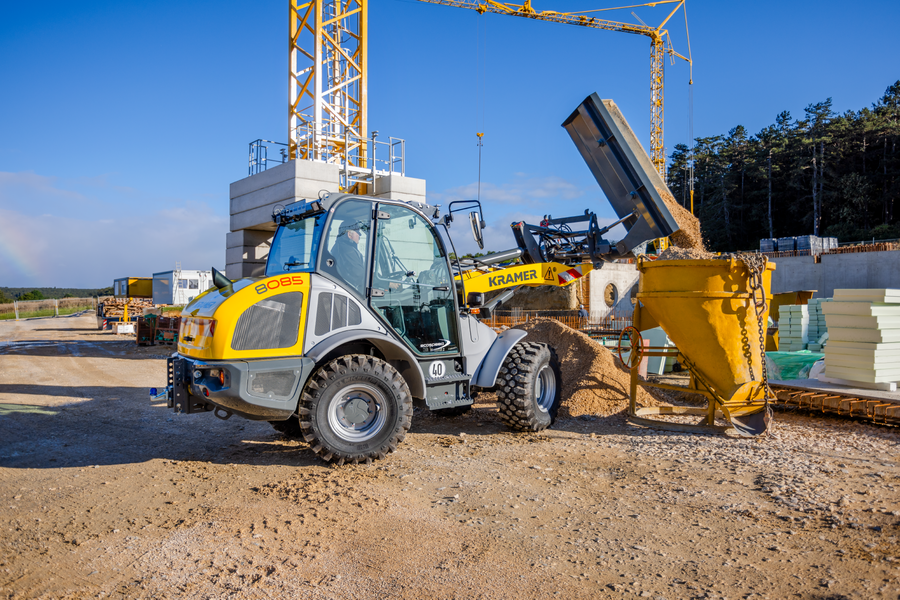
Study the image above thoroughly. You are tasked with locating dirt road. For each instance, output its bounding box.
[1,315,898,599]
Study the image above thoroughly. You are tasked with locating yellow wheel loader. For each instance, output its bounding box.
[153,94,681,464]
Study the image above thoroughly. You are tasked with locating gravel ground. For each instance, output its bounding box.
[0,315,898,600]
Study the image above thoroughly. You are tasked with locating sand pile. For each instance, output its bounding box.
[657,246,715,260]
[656,186,707,252]
[513,319,667,417]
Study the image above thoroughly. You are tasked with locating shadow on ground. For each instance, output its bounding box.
[0,339,166,359]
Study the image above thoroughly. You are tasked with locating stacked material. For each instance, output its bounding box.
[821,289,900,391]
[99,298,154,319]
[778,305,809,351]
[806,298,831,351]
[776,237,796,252]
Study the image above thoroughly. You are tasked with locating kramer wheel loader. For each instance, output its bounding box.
[153,94,680,464]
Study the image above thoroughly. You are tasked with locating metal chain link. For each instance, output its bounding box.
[736,253,773,413]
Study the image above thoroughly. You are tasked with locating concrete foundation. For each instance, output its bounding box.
[227,160,426,280]
[589,262,639,318]
[770,250,900,299]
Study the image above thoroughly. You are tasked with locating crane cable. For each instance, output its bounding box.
[476,13,486,202]
[683,1,695,214]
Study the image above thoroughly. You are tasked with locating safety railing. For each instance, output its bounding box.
[251,119,405,190]
[248,139,289,175]
[480,307,633,335]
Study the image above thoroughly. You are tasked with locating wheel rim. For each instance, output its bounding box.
[327,383,387,442]
[534,365,557,413]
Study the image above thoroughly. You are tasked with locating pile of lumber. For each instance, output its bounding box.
[824,242,898,254]
[821,289,900,391]
[100,298,154,319]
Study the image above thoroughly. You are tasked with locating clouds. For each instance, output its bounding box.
[429,173,585,208]
[0,171,227,288]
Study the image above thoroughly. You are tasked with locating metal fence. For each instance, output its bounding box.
[760,240,898,260]
[481,306,632,334]
[0,297,97,320]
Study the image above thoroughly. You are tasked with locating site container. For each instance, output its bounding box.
[113,277,153,298]
[152,270,214,305]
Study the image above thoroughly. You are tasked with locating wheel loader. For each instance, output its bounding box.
[153,94,681,463]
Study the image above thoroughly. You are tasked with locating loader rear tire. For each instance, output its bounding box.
[298,355,412,465]
[495,342,561,432]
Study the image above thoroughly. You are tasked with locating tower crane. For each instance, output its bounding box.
[415,0,692,177]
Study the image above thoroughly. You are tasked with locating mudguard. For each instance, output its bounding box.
[305,329,427,400]
[471,329,528,389]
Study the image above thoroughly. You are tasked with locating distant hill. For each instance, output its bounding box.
[0,287,113,303]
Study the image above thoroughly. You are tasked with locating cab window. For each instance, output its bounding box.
[320,200,372,296]
[370,204,458,355]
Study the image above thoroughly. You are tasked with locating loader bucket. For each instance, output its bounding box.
[562,93,679,257]
[635,257,776,436]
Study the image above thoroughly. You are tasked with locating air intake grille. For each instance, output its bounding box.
[232,292,303,351]
[314,292,362,336]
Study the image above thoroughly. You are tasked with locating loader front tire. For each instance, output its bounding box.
[495,342,561,432]
[298,355,412,465]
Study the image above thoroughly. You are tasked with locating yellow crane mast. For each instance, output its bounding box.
[416,0,692,177]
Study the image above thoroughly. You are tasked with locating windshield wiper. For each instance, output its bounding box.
[284,261,308,269]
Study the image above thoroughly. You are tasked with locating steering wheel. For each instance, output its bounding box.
[616,326,644,370]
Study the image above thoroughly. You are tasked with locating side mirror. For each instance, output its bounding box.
[469,211,484,250]
[466,292,484,307]
[212,266,231,290]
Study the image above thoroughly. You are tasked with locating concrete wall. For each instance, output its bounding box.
[589,261,639,318]
[770,250,900,298]
[226,159,427,280]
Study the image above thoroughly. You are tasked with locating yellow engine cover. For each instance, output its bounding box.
[178,274,310,361]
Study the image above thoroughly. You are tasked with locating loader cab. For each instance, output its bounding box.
[267,195,460,357]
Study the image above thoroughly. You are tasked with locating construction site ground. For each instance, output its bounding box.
[1,315,898,600]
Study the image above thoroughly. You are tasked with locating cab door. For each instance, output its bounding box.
[369,204,460,357]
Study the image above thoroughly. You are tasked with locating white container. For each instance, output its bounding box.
[152,270,214,305]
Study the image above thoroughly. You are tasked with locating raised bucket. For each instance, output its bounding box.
[636,257,776,436]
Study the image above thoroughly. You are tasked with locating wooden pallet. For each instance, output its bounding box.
[770,379,900,426]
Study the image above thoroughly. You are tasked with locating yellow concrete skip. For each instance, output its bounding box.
[636,257,776,435]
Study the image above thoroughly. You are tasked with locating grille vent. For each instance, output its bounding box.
[232,292,303,351]
[314,292,362,336]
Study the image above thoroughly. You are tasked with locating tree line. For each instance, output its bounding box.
[0,287,114,304]
[666,81,900,252]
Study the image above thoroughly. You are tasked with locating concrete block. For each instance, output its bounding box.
[230,160,341,199]
[226,245,270,264]
[231,179,298,215]
[231,203,285,232]
[226,261,266,280]
[226,230,273,249]
[373,174,426,199]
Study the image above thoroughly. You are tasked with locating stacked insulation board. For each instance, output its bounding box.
[778,305,809,351]
[806,298,831,351]
[821,289,900,391]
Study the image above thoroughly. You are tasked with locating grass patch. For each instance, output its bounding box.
[0,306,94,320]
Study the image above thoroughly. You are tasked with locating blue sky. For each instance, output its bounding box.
[1,0,898,287]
